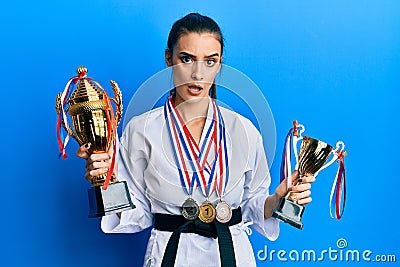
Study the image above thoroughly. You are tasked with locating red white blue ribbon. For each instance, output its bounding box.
[215,107,229,197]
[164,96,229,198]
[329,150,347,219]
[280,120,300,189]
[57,71,88,159]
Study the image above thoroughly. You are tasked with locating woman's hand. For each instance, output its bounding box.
[264,170,315,219]
[76,143,112,183]
[288,172,315,205]
[275,170,316,205]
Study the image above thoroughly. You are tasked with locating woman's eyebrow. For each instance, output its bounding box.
[178,52,195,58]
[178,52,220,59]
[206,53,220,58]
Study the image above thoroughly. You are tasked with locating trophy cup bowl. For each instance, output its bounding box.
[56,66,135,217]
[272,136,333,229]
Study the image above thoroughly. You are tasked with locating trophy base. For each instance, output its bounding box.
[272,198,305,230]
[88,181,135,218]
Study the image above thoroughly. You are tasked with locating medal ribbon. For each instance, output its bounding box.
[57,71,89,159]
[215,104,229,198]
[164,97,228,197]
[165,97,215,196]
[198,102,218,173]
[164,101,196,195]
[280,120,299,189]
[183,101,219,195]
[329,150,347,219]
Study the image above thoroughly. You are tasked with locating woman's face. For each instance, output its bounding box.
[166,32,222,105]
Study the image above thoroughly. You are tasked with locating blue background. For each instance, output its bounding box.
[1,0,399,266]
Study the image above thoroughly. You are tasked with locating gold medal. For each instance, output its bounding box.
[216,200,232,223]
[198,200,216,223]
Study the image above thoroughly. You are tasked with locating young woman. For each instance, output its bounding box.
[77,13,314,267]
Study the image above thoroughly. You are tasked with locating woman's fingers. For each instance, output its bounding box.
[76,143,115,184]
[283,172,317,205]
[88,168,109,178]
[290,182,313,205]
[290,189,311,201]
[84,170,108,183]
[87,160,110,173]
[300,175,316,183]
[76,143,91,159]
[291,182,311,193]
[84,160,110,183]
[76,143,112,183]
[297,196,312,205]
[88,152,111,162]
[85,152,111,183]
[86,153,111,167]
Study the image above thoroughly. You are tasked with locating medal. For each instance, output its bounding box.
[181,198,200,220]
[216,200,232,223]
[198,200,216,223]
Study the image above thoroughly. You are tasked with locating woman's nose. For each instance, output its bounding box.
[191,61,204,80]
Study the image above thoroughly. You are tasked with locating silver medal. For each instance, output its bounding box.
[181,198,200,220]
[215,201,232,223]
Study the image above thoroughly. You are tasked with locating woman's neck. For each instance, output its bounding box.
[173,96,210,124]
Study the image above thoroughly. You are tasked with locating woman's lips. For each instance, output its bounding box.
[187,84,203,95]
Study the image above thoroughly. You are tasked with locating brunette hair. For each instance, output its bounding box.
[167,13,224,99]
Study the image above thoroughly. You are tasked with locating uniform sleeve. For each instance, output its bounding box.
[101,121,153,233]
[240,134,280,241]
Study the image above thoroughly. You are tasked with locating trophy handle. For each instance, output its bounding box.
[55,92,62,116]
[315,141,345,177]
[56,92,82,144]
[293,123,305,170]
[110,80,123,127]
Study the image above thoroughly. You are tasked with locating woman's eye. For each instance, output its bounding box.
[206,59,216,67]
[180,56,193,64]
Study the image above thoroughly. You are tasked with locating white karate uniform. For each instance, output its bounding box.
[101,102,279,267]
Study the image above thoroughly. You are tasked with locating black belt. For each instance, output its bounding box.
[154,207,242,267]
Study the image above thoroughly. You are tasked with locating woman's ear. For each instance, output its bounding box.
[165,49,172,67]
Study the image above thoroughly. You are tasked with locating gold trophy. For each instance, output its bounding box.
[56,66,135,217]
[272,122,346,229]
